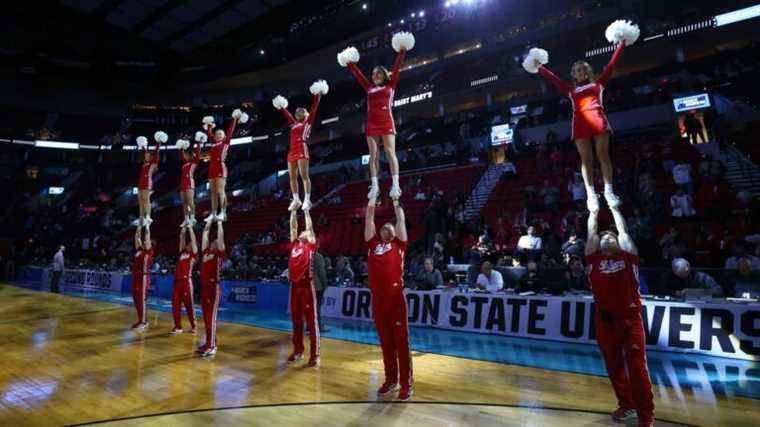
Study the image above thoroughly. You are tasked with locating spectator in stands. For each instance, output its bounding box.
[670,188,696,219]
[727,258,760,297]
[414,257,444,290]
[50,245,65,294]
[725,243,760,271]
[414,188,428,201]
[475,261,503,292]
[540,180,560,212]
[568,174,586,204]
[312,250,329,332]
[335,256,355,287]
[549,146,564,173]
[467,236,493,284]
[561,232,585,261]
[659,227,680,262]
[671,161,694,194]
[564,256,588,292]
[517,260,543,292]
[660,258,722,297]
[503,160,517,178]
[517,226,542,258]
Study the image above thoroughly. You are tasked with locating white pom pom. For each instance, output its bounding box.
[202,116,215,125]
[239,112,249,124]
[176,139,190,150]
[232,109,242,119]
[310,79,329,95]
[195,131,207,143]
[392,32,416,52]
[522,48,549,74]
[154,131,168,143]
[338,46,359,67]
[272,95,289,110]
[606,20,640,46]
[136,136,148,148]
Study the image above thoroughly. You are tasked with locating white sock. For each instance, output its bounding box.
[604,183,614,194]
[293,193,301,202]
[585,185,596,196]
[392,174,399,188]
[304,192,311,202]
[371,177,379,188]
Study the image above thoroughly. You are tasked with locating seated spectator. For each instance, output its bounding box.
[672,161,694,194]
[517,226,542,257]
[564,256,588,292]
[467,235,493,284]
[727,258,760,297]
[540,180,560,212]
[670,189,696,219]
[517,260,543,292]
[335,257,355,287]
[561,231,585,260]
[725,243,760,271]
[415,257,444,290]
[660,258,723,297]
[475,261,503,292]
[414,189,428,201]
[503,161,517,177]
[568,174,586,204]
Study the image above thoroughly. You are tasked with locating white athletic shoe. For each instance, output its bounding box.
[143,216,153,226]
[586,193,600,213]
[611,407,637,422]
[216,212,227,222]
[180,218,188,228]
[201,346,217,357]
[169,327,183,335]
[368,185,379,201]
[134,322,149,332]
[204,214,215,223]
[389,185,402,200]
[132,219,142,227]
[604,190,622,209]
[288,198,302,211]
[189,216,197,226]
[301,199,312,211]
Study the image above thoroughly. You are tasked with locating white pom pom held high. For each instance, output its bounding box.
[176,139,190,151]
[310,79,329,96]
[136,136,148,149]
[232,109,242,119]
[202,116,215,125]
[522,48,549,74]
[154,131,168,143]
[337,46,360,67]
[195,131,208,143]
[392,32,416,52]
[239,112,249,124]
[272,95,289,110]
[606,20,640,46]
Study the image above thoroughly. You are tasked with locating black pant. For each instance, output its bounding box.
[51,271,62,294]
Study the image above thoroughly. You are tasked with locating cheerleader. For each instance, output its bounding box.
[177,138,201,226]
[134,131,167,227]
[273,79,328,211]
[523,20,640,211]
[202,109,248,222]
[338,31,415,200]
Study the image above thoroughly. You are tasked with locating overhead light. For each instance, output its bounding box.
[411,13,416,18]
[259,49,265,55]
[35,140,79,150]
[387,22,392,27]
[362,3,367,10]
[400,19,405,24]
[419,10,425,17]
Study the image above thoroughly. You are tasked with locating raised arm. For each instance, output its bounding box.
[307,94,322,126]
[144,226,152,251]
[538,65,572,95]
[389,50,407,89]
[394,200,408,242]
[216,221,225,252]
[202,220,211,251]
[280,107,296,126]
[347,62,371,92]
[188,226,198,254]
[610,206,637,255]
[225,117,238,146]
[304,209,314,235]
[585,208,600,256]
[596,43,625,87]
[364,202,376,242]
[134,226,142,250]
[153,139,161,163]
[179,226,186,252]
[290,210,298,243]
[193,141,201,162]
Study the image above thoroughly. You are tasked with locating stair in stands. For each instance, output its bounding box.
[721,145,760,197]
[464,163,508,220]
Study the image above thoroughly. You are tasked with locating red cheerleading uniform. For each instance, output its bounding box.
[288,240,320,359]
[347,50,406,137]
[538,43,625,140]
[586,249,654,424]
[205,119,237,180]
[131,248,154,325]
[172,250,197,330]
[280,95,322,163]
[200,248,226,349]
[366,234,412,389]
[137,143,160,191]
[180,143,201,191]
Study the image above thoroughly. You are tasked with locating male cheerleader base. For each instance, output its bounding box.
[199,220,226,357]
[131,226,153,331]
[287,209,320,366]
[171,225,197,334]
[586,204,654,427]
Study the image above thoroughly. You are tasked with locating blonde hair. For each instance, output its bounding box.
[571,61,595,82]
[295,107,308,122]
[373,66,391,84]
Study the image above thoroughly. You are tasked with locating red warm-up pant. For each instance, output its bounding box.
[132,274,149,324]
[372,290,412,389]
[595,310,655,423]
[172,279,196,330]
[290,284,320,359]
[200,279,221,349]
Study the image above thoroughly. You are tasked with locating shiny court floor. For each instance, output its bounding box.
[1,283,758,426]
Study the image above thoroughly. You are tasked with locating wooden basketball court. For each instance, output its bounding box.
[0,284,757,426]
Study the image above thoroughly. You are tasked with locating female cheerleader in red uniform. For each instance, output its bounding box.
[177,138,201,226]
[202,109,248,222]
[273,79,328,212]
[338,32,415,200]
[523,20,639,211]
[134,131,166,227]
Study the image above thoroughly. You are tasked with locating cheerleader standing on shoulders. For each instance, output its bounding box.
[523,20,640,211]
[177,138,201,226]
[273,79,328,211]
[134,131,166,227]
[338,31,416,201]
[201,109,249,222]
